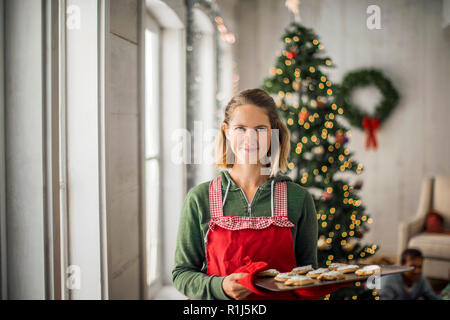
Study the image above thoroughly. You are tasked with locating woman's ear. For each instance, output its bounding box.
[222,123,229,139]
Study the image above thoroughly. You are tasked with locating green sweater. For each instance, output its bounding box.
[172,170,318,300]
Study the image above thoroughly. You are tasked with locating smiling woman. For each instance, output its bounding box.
[215,88,291,178]
[224,105,272,168]
[172,88,349,300]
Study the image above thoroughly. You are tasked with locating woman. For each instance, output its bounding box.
[172,88,346,300]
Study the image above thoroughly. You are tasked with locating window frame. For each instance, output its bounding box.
[141,8,164,299]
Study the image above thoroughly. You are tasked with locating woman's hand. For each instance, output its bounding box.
[222,273,253,300]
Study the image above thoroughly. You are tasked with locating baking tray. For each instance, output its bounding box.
[254,265,414,292]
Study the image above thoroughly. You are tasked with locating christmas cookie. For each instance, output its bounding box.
[284,275,315,286]
[274,272,296,282]
[355,265,381,276]
[291,265,313,275]
[328,263,347,271]
[257,269,279,277]
[317,271,345,281]
[336,265,360,274]
[306,268,329,279]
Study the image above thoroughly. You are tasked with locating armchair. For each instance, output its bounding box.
[398,176,450,280]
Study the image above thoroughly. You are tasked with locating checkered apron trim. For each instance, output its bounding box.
[208,175,295,231]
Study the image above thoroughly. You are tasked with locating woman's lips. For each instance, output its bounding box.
[243,146,258,152]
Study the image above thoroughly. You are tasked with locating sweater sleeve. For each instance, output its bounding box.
[421,275,442,300]
[171,189,231,300]
[379,276,399,300]
[295,191,319,269]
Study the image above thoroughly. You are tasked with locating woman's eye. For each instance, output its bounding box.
[235,127,245,132]
[256,128,267,132]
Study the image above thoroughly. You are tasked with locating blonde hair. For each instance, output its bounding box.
[215,88,291,177]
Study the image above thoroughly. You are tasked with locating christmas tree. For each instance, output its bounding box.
[261,22,379,300]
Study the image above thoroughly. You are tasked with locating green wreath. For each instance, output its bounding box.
[336,68,400,129]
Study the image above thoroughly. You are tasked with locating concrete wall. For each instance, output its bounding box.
[107,0,141,299]
[443,0,450,28]
[234,0,450,256]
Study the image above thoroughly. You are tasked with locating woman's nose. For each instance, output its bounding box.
[244,128,257,138]
[243,130,258,143]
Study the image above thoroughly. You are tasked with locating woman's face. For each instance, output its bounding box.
[223,104,272,165]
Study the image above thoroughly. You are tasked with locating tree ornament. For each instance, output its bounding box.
[299,109,310,122]
[343,240,356,252]
[355,227,364,238]
[316,100,326,108]
[327,135,336,144]
[285,0,301,22]
[353,180,364,190]
[293,78,302,91]
[286,50,297,59]
[303,152,313,160]
[335,131,346,144]
[322,191,332,200]
[318,236,331,250]
[312,145,324,155]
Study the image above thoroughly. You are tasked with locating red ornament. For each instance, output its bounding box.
[286,50,297,59]
[335,132,346,144]
[322,191,332,200]
[317,101,326,108]
[353,180,363,190]
[362,117,380,150]
[299,110,310,122]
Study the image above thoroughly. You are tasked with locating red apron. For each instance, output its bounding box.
[205,175,299,299]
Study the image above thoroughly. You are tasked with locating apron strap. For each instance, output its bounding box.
[273,181,288,218]
[208,175,224,218]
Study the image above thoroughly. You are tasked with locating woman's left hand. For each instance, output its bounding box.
[222,273,253,300]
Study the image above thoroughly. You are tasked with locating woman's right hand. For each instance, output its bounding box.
[222,273,252,300]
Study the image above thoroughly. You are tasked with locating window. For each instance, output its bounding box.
[144,13,161,287]
[189,8,217,187]
[141,0,186,300]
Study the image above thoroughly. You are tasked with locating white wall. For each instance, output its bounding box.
[66,0,105,300]
[235,0,450,256]
[4,0,46,299]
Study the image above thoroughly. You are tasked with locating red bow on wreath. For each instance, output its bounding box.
[362,117,380,150]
